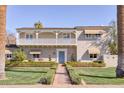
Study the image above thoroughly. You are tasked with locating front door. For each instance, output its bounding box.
[59,51,65,64]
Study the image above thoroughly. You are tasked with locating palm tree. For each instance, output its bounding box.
[116,5,124,77]
[0,5,6,79]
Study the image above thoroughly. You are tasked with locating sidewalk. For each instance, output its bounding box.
[53,64,71,86]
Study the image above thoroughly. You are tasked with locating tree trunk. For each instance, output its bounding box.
[116,5,124,77]
[0,5,6,79]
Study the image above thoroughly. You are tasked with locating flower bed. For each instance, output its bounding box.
[6,61,57,67]
[66,61,105,67]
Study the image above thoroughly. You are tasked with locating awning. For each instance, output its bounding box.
[88,47,100,54]
[30,51,41,54]
[5,50,12,54]
[84,30,104,34]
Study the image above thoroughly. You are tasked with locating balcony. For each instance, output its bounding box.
[17,38,76,46]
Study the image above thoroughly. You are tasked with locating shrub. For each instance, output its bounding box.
[6,61,57,67]
[68,70,81,84]
[13,49,27,61]
[93,60,104,64]
[38,69,56,84]
[65,63,81,84]
[66,61,105,67]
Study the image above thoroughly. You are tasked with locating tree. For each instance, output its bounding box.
[108,42,117,55]
[0,5,6,79]
[116,5,124,78]
[13,49,27,61]
[108,20,118,55]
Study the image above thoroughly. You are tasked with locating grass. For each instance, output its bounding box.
[75,67,124,85]
[0,67,50,85]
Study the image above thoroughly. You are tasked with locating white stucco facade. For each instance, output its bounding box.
[6,25,110,63]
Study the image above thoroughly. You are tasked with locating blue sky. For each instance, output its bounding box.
[7,5,116,33]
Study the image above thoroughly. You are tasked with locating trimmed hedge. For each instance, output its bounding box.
[6,61,57,67]
[65,63,82,85]
[38,69,56,84]
[68,69,81,84]
[66,61,105,67]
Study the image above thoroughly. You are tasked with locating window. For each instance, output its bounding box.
[96,34,101,37]
[85,34,91,38]
[85,34,101,39]
[63,33,70,38]
[6,54,12,59]
[26,34,33,39]
[90,54,97,58]
[33,54,40,58]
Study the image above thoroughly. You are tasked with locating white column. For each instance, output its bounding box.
[70,33,71,39]
[16,33,19,45]
[56,32,58,45]
[36,32,39,39]
[75,32,77,44]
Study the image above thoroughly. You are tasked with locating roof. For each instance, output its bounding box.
[16,28,75,30]
[75,26,111,30]
[16,26,111,31]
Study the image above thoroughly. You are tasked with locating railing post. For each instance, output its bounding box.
[36,32,39,39]
[16,33,19,45]
[56,32,58,45]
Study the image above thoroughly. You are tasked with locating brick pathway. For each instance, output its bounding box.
[53,64,71,85]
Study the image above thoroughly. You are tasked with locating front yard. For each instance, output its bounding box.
[76,67,124,85]
[65,62,124,85]
[0,67,50,85]
[0,62,57,85]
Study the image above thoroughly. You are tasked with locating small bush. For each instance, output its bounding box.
[13,49,27,61]
[39,69,56,84]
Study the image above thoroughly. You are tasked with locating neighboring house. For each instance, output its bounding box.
[5,34,18,60]
[15,22,111,63]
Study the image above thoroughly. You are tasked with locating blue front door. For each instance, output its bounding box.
[59,51,65,64]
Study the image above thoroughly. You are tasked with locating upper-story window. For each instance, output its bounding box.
[63,33,70,38]
[26,34,33,39]
[85,34,101,39]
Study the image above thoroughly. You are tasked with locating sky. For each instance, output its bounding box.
[6,5,116,34]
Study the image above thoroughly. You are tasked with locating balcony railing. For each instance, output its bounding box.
[17,38,76,45]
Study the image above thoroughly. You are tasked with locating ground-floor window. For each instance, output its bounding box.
[33,54,40,58]
[90,54,97,58]
[6,54,12,59]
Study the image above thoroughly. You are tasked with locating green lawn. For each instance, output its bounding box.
[0,67,50,85]
[75,67,124,85]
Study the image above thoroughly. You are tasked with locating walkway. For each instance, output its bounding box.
[53,64,71,86]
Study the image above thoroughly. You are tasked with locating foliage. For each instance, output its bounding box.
[70,54,76,61]
[49,55,52,61]
[34,21,43,29]
[13,49,27,61]
[68,69,81,84]
[6,61,57,67]
[108,41,118,55]
[65,63,81,84]
[66,62,105,67]
[108,21,118,54]
[38,69,56,84]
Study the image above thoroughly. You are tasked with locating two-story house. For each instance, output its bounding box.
[15,22,110,63]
